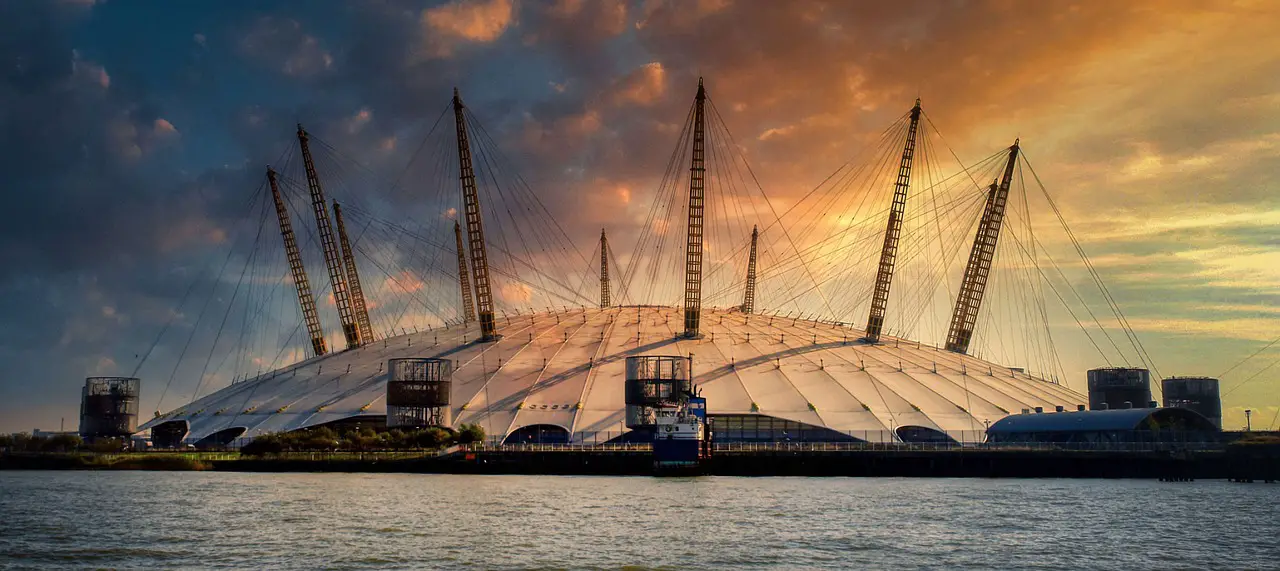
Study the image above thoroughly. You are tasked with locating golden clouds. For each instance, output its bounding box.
[499,282,534,303]
[385,271,426,295]
[612,62,667,107]
[547,0,627,36]
[1114,136,1280,183]
[421,0,514,57]
[518,109,603,149]
[153,118,178,136]
[636,0,730,31]
[757,125,796,142]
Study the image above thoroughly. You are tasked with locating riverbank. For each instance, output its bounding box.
[4,445,1279,480]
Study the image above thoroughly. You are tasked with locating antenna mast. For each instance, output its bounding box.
[297,124,362,350]
[333,201,374,343]
[454,220,475,322]
[683,78,707,338]
[742,225,758,313]
[600,229,611,308]
[453,88,498,341]
[864,99,922,343]
[267,167,327,357]
[945,140,1020,353]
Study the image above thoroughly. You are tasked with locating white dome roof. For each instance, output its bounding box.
[141,306,1086,443]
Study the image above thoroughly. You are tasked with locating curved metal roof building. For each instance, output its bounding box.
[987,407,1217,436]
[141,306,1086,445]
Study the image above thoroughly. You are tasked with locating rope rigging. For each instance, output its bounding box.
[131,80,1182,417]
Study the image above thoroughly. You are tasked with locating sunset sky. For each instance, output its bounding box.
[1,0,1277,433]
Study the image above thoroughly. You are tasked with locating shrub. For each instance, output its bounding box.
[41,434,83,453]
[109,455,210,471]
[457,423,485,444]
[87,437,125,454]
[417,427,451,448]
[1230,434,1280,447]
[241,424,476,454]
[303,434,340,450]
[241,434,284,456]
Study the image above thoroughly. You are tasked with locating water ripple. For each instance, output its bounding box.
[0,472,1277,570]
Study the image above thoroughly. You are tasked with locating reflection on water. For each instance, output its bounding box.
[0,472,1277,570]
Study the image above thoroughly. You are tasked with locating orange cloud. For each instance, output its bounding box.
[158,217,226,253]
[421,0,514,57]
[346,107,372,134]
[392,271,426,294]
[153,118,178,136]
[518,108,603,150]
[71,50,110,89]
[499,282,534,303]
[612,62,667,107]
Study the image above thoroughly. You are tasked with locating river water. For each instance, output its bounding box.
[0,472,1277,570]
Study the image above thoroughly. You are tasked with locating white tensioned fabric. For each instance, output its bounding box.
[140,306,1087,443]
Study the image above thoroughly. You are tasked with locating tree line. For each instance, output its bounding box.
[240,423,485,455]
[0,433,130,453]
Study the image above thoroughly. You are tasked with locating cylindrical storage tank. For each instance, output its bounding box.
[1162,376,1222,429]
[79,377,140,440]
[624,355,692,428]
[1087,368,1151,411]
[386,358,452,428]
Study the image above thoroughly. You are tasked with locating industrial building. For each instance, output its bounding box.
[79,376,140,441]
[1162,376,1223,429]
[986,407,1220,444]
[1087,367,1155,411]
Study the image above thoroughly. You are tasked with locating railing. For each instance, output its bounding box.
[469,441,1227,453]
[7,439,1230,464]
[708,441,1228,453]
[470,442,653,453]
[92,451,243,462]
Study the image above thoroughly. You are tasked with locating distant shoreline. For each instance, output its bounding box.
[4,447,1279,480]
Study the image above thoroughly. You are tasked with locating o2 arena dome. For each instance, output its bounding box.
[142,306,1085,446]
[137,82,1113,447]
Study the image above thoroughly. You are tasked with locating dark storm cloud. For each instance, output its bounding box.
[0,3,249,279]
[0,2,349,425]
